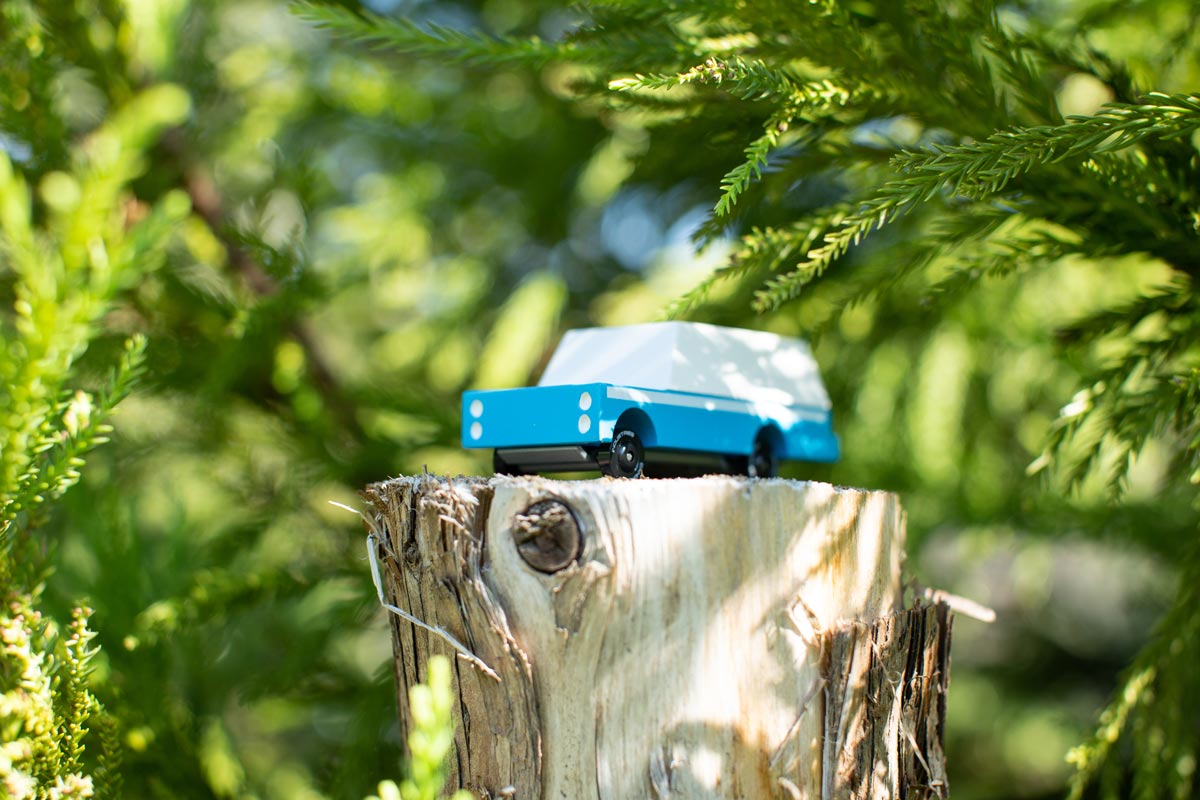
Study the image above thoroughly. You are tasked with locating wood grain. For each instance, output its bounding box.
[363,475,951,799]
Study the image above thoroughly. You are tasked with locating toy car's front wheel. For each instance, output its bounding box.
[748,433,777,479]
[600,429,644,479]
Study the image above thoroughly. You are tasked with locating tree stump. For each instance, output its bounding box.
[362,475,951,800]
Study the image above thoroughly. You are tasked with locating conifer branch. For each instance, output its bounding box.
[714,110,792,220]
[609,57,826,104]
[1034,317,1200,497]
[753,93,1200,310]
[610,58,865,226]
[164,129,368,444]
[1066,547,1200,800]
[665,207,852,317]
[806,211,1075,328]
[1054,279,1195,347]
[752,180,926,310]
[0,335,147,548]
[291,1,579,67]
[895,93,1200,198]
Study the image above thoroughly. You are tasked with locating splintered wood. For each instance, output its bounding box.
[820,604,951,800]
[362,475,952,800]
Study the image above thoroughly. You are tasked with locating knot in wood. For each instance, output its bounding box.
[403,536,420,566]
[513,499,582,573]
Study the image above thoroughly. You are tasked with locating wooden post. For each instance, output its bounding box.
[362,475,952,800]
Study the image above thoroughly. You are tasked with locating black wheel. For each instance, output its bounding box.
[600,429,644,479]
[748,433,776,479]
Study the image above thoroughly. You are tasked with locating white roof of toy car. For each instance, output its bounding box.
[538,322,831,409]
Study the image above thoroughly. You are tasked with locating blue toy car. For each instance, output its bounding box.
[461,322,840,478]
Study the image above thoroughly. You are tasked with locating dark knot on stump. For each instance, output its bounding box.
[513,499,582,573]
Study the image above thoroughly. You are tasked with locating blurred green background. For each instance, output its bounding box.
[1,0,1197,798]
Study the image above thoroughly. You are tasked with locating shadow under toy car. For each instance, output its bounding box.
[461,322,839,478]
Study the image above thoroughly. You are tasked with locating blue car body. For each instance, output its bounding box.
[462,382,839,473]
[461,322,840,476]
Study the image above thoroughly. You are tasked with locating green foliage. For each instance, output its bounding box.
[0,9,191,791]
[2,336,146,553]
[363,656,471,800]
[292,1,579,68]
[1066,547,1199,800]
[750,93,1200,310]
[309,0,1200,797]
[4,0,1198,798]
[3,0,610,796]
[0,73,189,545]
[0,598,115,799]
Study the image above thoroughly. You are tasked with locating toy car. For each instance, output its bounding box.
[461,321,839,478]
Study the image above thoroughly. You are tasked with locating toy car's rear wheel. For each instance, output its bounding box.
[748,433,776,479]
[600,429,644,479]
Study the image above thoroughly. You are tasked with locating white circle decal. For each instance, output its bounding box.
[578,414,591,434]
[470,399,484,418]
[470,421,483,440]
[579,391,592,411]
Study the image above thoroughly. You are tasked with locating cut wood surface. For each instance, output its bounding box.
[362,475,952,800]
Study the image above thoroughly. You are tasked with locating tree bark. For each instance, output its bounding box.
[362,475,951,800]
